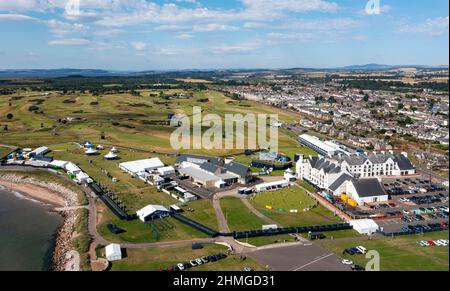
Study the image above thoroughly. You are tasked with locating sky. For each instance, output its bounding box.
[0,0,448,70]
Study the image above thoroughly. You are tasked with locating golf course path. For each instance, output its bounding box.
[240,197,280,227]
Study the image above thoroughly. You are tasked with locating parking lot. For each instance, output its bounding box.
[247,244,351,271]
[376,176,449,233]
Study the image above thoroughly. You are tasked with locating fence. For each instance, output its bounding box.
[380,227,448,237]
[232,223,352,239]
[171,212,220,237]
[88,182,133,221]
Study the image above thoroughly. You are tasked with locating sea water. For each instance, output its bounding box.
[0,187,62,271]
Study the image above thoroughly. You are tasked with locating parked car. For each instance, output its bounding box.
[342,259,353,265]
[351,265,365,271]
[356,246,368,254]
[190,259,198,267]
[343,248,356,255]
[177,263,185,271]
[195,258,203,265]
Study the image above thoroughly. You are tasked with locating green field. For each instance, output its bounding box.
[0,148,13,159]
[238,234,297,247]
[108,243,264,271]
[0,89,301,157]
[182,199,219,230]
[252,186,317,214]
[97,204,208,244]
[255,204,346,227]
[318,231,449,271]
[220,197,267,231]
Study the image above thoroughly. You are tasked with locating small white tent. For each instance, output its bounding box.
[105,244,122,261]
[85,148,97,155]
[104,151,118,160]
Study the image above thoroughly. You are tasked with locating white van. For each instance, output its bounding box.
[356,246,368,254]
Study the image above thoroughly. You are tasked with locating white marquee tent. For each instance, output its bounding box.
[105,244,122,261]
[350,219,379,235]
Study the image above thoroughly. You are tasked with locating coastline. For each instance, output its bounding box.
[0,173,83,271]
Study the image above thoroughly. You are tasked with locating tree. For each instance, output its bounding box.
[6,113,13,120]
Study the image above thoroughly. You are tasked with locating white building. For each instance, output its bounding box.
[157,166,176,178]
[298,134,338,157]
[50,160,68,169]
[65,162,81,175]
[255,180,290,192]
[105,244,122,261]
[28,146,50,157]
[296,155,349,190]
[119,158,164,176]
[339,151,416,178]
[329,177,389,205]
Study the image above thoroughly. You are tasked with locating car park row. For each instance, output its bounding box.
[416,239,449,247]
[161,253,227,271]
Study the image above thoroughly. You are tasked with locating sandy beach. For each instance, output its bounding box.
[0,180,65,207]
[0,173,83,271]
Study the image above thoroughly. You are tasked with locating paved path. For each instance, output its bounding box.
[241,197,280,226]
[212,194,231,233]
[65,250,81,271]
[55,205,89,212]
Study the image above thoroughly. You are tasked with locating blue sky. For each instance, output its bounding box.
[0,0,448,70]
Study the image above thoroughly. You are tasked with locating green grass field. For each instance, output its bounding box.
[318,231,449,271]
[238,234,297,247]
[0,148,13,159]
[97,204,208,244]
[182,199,219,230]
[220,197,267,231]
[251,187,317,214]
[109,243,264,271]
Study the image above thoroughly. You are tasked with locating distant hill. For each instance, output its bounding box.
[0,69,121,78]
[0,65,448,78]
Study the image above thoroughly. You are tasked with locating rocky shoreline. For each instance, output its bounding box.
[0,173,82,271]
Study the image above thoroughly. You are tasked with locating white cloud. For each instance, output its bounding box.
[94,28,126,36]
[155,23,240,33]
[0,13,36,21]
[47,19,89,37]
[131,41,147,51]
[361,4,391,16]
[399,16,449,36]
[175,33,193,39]
[48,38,90,45]
[211,39,263,54]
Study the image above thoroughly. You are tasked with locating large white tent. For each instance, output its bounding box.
[119,158,164,175]
[136,205,169,222]
[350,219,379,235]
[105,244,122,261]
